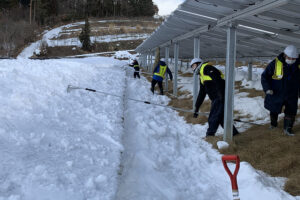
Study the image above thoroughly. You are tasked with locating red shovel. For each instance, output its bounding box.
[222,155,240,200]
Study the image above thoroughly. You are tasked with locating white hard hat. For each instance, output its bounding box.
[160,58,165,62]
[190,58,203,67]
[284,45,298,58]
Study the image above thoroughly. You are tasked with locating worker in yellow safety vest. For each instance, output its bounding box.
[261,45,300,136]
[129,58,140,79]
[151,60,173,95]
[191,58,239,137]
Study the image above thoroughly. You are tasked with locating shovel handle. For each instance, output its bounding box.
[222,155,240,191]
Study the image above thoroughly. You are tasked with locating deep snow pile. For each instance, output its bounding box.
[0,57,125,200]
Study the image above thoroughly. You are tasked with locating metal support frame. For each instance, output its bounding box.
[193,37,200,110]
[150,51,153,73]
[248,61,253,81]
[217,0,289,27]
[173,42,179,96]
[146,53,149,71]
[165,46,170,92]
[180,60,183,72]
[224,25,236,142]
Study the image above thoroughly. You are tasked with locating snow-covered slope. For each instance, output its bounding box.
[0,56,299,199]
[0,57,125,200]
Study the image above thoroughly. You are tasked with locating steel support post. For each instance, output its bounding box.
[248,61,253,81]
[224,25,237,142]
[173,43,179,96]
[150,51,153,73]
[165,46,170,92]
[193,37,200,110]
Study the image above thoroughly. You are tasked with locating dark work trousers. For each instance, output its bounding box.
[270,99,296,127]
[134,72,140,79]
[151,79,163,95]
[207,98,239,136]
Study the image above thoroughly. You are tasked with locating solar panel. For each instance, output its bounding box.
[136,0,300,60]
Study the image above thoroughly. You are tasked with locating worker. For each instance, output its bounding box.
[261,45,300,136]
[129,58,140,79]
[192,58,239,137]
[151,59,173,95]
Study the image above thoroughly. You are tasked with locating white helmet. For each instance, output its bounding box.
[284,45,298,58]
[190,58,203,68]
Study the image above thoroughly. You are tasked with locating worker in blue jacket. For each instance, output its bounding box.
[261,45,300,136]
[151,60,173,95]
[191,58,239,137]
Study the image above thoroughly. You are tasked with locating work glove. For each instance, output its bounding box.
[193,112,198,118]
[266,90,273,95]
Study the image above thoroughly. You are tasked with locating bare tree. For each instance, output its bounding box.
[29,0,32,24]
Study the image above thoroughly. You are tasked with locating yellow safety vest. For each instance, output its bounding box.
[134,64,140,69]
[154,65,167,78]
[272,58,283,80]
[199,62,224,84]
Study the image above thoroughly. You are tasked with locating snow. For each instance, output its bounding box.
[114,51,135,60]
[0,57,125,200]
[0,55,299,199]
[47,33,149,47]
[217,141,229,150]
[6,22,300,199]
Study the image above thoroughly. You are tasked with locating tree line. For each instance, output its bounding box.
[0,0,158,57]
[1,0,158,25]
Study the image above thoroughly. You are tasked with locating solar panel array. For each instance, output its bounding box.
[136,0,300,60]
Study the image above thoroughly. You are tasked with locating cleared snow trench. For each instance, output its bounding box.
[115,69,179,200]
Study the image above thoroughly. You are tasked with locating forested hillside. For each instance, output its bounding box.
[0,0,158,57]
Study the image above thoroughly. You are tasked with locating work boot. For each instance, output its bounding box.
[233,126,239,136]
[270,112,278,129]
[150,87,154,94]
[283,116,295,136]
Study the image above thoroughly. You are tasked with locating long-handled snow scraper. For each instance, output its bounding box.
[67,85,264,126]
[67,85,209,117]
[222,155,240,200]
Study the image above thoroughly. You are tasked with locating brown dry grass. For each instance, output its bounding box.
[235,81,265,98]
[168,94,210,125]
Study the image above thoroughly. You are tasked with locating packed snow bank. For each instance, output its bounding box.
[0,57,125,200]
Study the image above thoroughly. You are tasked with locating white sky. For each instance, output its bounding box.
[153,0,184,16]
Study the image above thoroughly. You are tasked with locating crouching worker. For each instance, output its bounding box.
[151,60,173,95]
[261,45,300,136]
[129,58,140,79]
[191,58,239,137]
